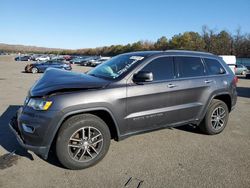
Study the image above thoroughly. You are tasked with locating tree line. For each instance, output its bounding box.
[1,26,250,57]
[60,26,250,57]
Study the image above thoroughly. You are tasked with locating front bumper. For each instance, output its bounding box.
[9,107,61,159]
[9,115,48,158]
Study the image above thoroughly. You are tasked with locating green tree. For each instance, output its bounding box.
[213,30,232,55]
[154,36,168,50]
[170,32,205,50]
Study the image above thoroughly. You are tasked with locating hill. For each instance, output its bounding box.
[0,43,64,53]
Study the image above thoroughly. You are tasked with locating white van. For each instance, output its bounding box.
[219,55,236,74]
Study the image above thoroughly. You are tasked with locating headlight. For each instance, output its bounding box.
[24,97,30,105]
[27,98,52,111]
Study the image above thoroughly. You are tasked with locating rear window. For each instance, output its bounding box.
[175,57,205,78]
[204,58,226,75]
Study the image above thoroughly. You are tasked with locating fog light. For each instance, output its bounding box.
[22,124,35,133]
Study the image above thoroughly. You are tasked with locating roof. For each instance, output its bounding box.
[123,51,162,57]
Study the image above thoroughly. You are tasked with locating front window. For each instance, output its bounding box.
[140,57,174,81]
[88,54,145,80]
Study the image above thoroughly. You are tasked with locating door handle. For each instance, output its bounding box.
[167,84,177,88]
[205,80,213,84]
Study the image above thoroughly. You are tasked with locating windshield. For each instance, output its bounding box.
[88,54,145,80]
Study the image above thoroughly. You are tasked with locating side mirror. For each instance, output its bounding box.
[133,71,153,83]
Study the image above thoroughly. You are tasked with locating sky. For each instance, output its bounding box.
[0,0,249,49]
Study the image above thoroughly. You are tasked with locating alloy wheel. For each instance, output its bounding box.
[211,106,226,130]
[67,126,103,162]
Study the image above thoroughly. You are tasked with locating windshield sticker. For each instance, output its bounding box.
[130,56,144,61]
[116,57,144,77]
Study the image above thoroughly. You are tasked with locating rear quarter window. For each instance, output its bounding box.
[204,58,226,75]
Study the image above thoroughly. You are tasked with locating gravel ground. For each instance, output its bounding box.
[0,55,249,188]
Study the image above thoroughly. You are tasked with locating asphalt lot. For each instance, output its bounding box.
[0,55,249,188]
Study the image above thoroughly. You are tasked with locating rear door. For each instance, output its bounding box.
[172,56,213,123]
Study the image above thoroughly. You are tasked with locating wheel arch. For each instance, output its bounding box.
[198,92,232,125]
[213,94,232,112]
[48,107,120,156]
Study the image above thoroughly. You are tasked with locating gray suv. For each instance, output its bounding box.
[10,50,237,169]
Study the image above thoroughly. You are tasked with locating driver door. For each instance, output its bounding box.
[126,56,178,133]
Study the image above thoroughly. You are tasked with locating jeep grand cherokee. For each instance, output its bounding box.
[10,50,237,169]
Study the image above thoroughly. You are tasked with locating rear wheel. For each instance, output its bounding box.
[56,114,111,170]
[31,67,38,74]
[199,99,229,135]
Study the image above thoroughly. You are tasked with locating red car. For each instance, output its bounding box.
[64,55,72,61]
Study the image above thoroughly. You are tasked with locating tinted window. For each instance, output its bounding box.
[204,58,226,75]
[175,57,205,78]
[140,57,174,81]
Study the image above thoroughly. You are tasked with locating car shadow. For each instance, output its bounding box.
[0,105,34,160]
[237,87,250,98]
[174,124,204,134]
[40,147,66,169]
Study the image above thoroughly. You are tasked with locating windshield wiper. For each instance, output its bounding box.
[89,73,98,77]
[89,73,113,80]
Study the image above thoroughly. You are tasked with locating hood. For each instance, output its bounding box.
[30,68,110,97]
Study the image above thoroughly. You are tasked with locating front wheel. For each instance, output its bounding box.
[56,114,111,170]
[199,99,229,135]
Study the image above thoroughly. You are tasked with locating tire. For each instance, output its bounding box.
[199,99,229,135]
[31,67,38,74]
[56,114,111,170]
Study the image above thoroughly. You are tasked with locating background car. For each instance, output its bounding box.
[80,56,100,66]
[235,64,249,75]
[219,55,236,74]
[14,55,30,61]
[89,57,111,67]
[51,55,65,61]
[0,51,7,55]
[29,54,41,61]
[25,60,72,73]
[35,55,50,61]
[69,56,89,64]
[64,55,72,61]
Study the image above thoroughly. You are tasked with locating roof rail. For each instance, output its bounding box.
[165,50,213,55]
